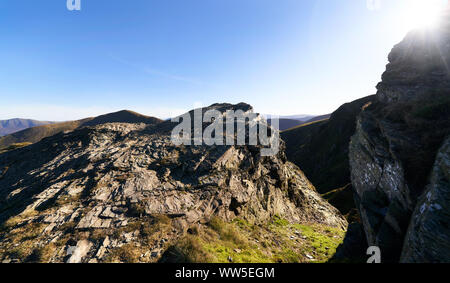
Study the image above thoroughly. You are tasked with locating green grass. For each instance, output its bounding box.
[272,214,290,227]
[165,216,345,263]
[0,210,345,263]
[291,224,344,260]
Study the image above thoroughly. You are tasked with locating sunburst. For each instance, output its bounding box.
[402,0,447,30]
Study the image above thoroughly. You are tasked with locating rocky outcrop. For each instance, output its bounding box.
[401,137,450,262]
[350,11,450,262]
[0,103,346,263]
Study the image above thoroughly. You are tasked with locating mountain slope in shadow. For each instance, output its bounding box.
[281,95,374,219]
[281,95,374,195]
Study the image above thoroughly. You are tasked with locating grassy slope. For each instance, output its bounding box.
[0,212,345,263]
[160,216,345,263]
[0,119,54,136]
[0,119,92,149]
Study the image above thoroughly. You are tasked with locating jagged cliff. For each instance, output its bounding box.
[401,137,450,262]
[350,12,450,262]
[0,103,346,263]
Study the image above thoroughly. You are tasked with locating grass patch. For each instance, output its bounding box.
[0,222,46,261]
[103,215,173,263]
[165,235,216,263]
[105,243,141,263]
[163,216,345,263]
[27,243,57,263]
[291,223,344,260]
[272,214,289,227]
[208,217,247,246]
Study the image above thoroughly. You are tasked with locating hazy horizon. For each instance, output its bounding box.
[1,0,448,121]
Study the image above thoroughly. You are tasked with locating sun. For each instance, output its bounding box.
[402,0,447,30]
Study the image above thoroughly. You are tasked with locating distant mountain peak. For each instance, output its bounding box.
[0,110,163,150]
[80,110,163,127]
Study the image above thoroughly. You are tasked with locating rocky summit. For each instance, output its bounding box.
[350,11,450,262]
[0,103,346,263]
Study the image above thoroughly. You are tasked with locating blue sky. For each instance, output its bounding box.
[0,0,447,120]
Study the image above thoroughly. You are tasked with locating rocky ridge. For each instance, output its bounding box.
[0,103,346,263]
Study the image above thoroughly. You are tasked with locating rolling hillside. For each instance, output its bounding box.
[0,119,54,136]
[0,110,162,150]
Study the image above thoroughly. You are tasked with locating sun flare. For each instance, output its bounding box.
[402,0,447,30]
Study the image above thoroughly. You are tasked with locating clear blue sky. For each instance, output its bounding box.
[0,0,447,120]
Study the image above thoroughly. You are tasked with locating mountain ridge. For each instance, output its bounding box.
[267,114,331,131]
[0,119,55,137]
[0,103,346,263]
[0,110,162,150]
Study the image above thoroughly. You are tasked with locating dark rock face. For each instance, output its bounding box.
[350,112,414,261]
[350,11,450,262]
[0,103,346,263]
[401,137,450,262]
